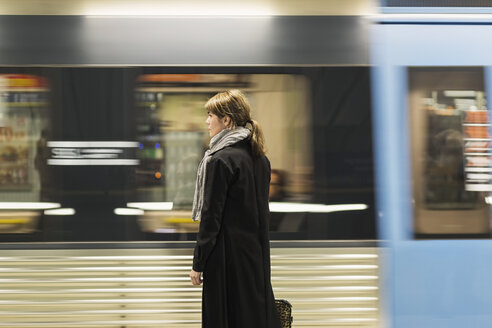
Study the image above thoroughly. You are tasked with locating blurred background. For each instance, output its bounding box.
[0,1,383,327]
[0,2,381,327]
[0,67,374,242]
[0,0,377,242]
[2,0,492,327]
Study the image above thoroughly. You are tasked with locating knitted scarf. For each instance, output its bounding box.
[192,127,251,222]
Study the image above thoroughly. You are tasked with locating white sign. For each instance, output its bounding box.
[47,141,139,166]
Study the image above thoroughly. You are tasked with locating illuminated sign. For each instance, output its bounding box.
[47,141,139,166]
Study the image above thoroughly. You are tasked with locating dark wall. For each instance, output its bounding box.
[0,16,369,65]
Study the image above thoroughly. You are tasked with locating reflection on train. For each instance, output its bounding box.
[0,67,375,242]
[133,73,315,235]
[0,74,50,234]
[409,67,491,236]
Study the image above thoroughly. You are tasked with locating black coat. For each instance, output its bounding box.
[193,139,280,328]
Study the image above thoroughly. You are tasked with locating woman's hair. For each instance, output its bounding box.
[205,89,266,156]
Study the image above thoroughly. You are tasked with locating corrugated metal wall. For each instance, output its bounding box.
[0,246,380,327]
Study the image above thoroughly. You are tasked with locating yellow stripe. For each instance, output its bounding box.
[0,218,30,224]
[165,217,195,223]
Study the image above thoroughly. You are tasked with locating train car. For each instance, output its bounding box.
[0,1,381,327]
[373,1,492,327]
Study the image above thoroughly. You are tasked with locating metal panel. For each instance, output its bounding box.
[0,247,380,327]
[0,16,369,65]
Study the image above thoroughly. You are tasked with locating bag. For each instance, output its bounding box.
[275,299,293,328]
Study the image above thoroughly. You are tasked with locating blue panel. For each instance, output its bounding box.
[394,241,492,327]
[370,26,415,244]
[374,24,492,66]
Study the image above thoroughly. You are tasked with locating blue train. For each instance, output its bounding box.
[373,4,492,327]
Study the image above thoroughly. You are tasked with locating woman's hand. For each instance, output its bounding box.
[190,269,203,285]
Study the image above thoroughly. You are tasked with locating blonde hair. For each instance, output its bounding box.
[205,89,266,156]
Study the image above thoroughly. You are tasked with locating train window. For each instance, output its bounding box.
[409,67,491,238]
[0,67,375,242]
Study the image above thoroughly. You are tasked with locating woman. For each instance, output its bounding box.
[190,90,280,328]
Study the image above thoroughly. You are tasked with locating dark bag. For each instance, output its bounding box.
[275,299,293,328]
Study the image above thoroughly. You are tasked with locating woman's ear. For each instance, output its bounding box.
[222,116,231,128]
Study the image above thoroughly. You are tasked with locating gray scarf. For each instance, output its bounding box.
[192,127,251,221]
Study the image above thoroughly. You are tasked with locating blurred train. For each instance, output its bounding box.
[0,13,381,328]
[371,5,492,328]
[5,4,492,328]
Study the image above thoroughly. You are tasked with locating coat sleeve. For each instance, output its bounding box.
[193,157,232,272]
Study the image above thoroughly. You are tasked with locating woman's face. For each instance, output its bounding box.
[206,112,228,138]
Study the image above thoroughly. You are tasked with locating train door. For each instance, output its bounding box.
[372,18,492,327]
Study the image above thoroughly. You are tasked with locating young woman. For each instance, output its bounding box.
[190,90,280,328]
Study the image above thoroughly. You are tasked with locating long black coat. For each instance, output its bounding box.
[193,139,280,328]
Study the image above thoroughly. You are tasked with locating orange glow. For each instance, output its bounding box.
[154,172,162,179]
[2,74,48,88]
